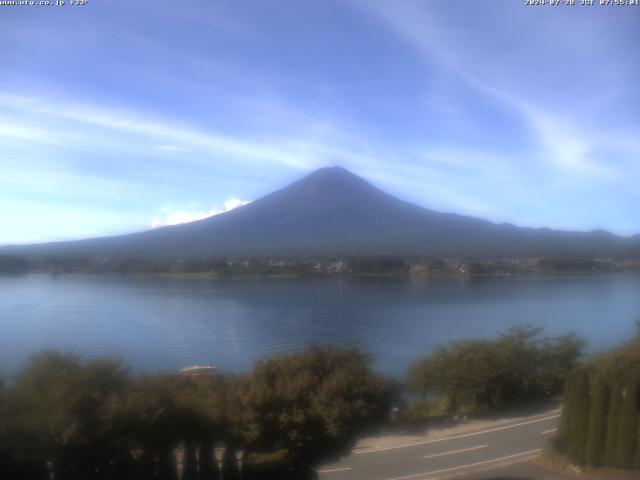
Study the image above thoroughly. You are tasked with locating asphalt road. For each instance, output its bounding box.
[317,410,561,480]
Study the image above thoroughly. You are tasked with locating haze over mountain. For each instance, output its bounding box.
[3,167,639,259]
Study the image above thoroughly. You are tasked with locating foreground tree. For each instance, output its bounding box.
[5,351,131,480]
[408,326,584,415]
[168,373,240,480]
[408,340,498,414]
[558,323,640,470]
[238,346,393,479]
[585,375,610,467]
[566,368,590,465]
[635,428,640,469]
[111,376,186,480]
[615,382,638,468]
[604,381,624,466]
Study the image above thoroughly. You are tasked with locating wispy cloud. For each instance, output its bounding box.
[155,145,186,152]
[355,0,639,179]
[0,94,320,170]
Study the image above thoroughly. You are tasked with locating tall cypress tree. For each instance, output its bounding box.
[559,370,577,448]
[615,382,638,469]
[586,376,609,467]
[567,368,590,465]
[635,417,640,469]
[604,381,624,466]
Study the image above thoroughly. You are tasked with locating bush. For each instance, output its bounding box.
[5,351,132,480]
[238,345,393,474]
[408,326,584,415]
[0,346,390,479]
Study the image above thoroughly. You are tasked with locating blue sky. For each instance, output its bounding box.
[1,0,639,244]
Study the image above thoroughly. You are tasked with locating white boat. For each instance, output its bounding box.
[179,365,218,376]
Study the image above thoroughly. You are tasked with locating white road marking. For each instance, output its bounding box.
[436,453,539,480]
[423,444,488,459]
[318,467,352,474]
[355,414,560,454]
[542,428,557,434]
[384,449,541,480]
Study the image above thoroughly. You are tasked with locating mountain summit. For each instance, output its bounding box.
[3,167,639,258]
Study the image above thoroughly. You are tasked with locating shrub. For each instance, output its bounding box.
[408,326,584,415]
[238,345,393,476]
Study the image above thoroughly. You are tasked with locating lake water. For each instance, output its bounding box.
[1,274,639,378]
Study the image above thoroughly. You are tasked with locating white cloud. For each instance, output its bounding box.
[222,198,250,211]
[149,198,251,228]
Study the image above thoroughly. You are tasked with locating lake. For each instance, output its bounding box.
[1,273,639,378]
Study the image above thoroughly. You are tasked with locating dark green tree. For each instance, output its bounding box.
[538,333,586,397]
[6,351,132,480]
[604,381,624,466]
[409,338,523,414]
[635,425,640,469]
[239,345,392,479]
[408,326,584,416]
[615,382,639,469]
[113,376,183,480]
[567,368,590,465]
[585,375,609,467]
[558,369,577,447]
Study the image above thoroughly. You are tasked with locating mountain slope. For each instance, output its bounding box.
[3,167,639,258]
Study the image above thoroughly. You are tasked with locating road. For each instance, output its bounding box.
[318,409,563,480]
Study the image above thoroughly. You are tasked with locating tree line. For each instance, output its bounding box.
[0,346,393,480]
[558,322,640,470]
[407,326,585,416]
[0,326,589,479]
[4,254,638,276]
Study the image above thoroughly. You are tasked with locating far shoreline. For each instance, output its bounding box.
[3,253,640,278]
[8,269,640,281]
